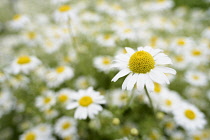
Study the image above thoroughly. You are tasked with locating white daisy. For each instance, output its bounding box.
[96,33,116,47]
[43,108,58,119]
[75,76,96,89]
[172,102,207,132]
[54,5,76,23]
[54,116,77,138]
[93,56,112,73]
[56,88,75,105]
[109,89,129,107]
[45,66,74,88]
[185,70,208,86]
[35,90,56,111]
[111,46,176,92]
[10,55,41,74]
[66,87,106,120]
[8,14,30,30]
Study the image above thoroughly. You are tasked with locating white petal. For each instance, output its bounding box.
[125,47,135,55]
[111,68,131,82]
[153,68,170,84]
[137,47,144,51]
[143,46,152,53]
[150,49,163,56]
[74,107,87,120]
[156,66,176,75]
[145,74,154,92]
[122,73,133,90]
[149,69,166,85]
[155,57,172,65]
[66,102,78,110]
[137,74,146,91]
[127,73,138,91]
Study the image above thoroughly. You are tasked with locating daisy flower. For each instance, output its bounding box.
[185,70,208,86]
[54,5,76,23]
[109,89,129,107]
[8,14,30,30]
[172,102,207,132]
[93,56,112,73]
[45,66,74,88]
[56,88,75,105]
[67,87,106,120]
[111,46,176,92]
[10,55,41,74]
[35,90,56,111]
[75,76,96,89]
[54,116,77,138]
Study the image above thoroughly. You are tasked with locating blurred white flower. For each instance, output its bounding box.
[185,70,208,86]
[8,14,30,30]
[67,87,106,120]
[93,56,112,73]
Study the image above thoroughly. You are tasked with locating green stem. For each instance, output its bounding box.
[126,90,135,108]
[144,86,155,115]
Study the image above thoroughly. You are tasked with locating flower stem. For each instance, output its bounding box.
[144,86,155,115]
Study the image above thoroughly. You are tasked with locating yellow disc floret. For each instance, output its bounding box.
[59,5,71,12]
[17,56,31,65]
[62,122,71,130]
[56,66,65,73]
[128,51,155,73]
[185,109,196,120]
[58,94,68,102]
[79,96,93,107]
[25,132,36,140]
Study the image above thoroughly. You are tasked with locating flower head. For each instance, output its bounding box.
[112,46,176,92]
[66,87,106,120]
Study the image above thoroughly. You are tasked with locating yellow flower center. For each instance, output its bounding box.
[175,55,184,62]
[64,136,72,140]
[150,36,158,47]
[27,32,36,39]
[120,93,128,101]
[184,109,196,120]
[177,39,186,46]
[103,34,111,40]
[193,75,199,80]
[157,0,166,3]
[13,14,21,21]
[165,99,172,106]
[56,66,65,73]
[58,94,68,102]
[124,28,131,33]
[59,5,71,12]
[102,57,111,65]
[44,97,51,104]
[17,56,31,65]
[193,136,201,140]
[79,96,93,107]
[154,83,161,93]
[62,122,71,130]
[128,51,155,74]
[25,132,36,140]
[192,50,201,56]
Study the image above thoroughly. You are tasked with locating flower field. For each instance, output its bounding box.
[0,0,210,140]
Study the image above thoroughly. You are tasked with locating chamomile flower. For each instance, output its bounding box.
[75,76,96,89]
[43,108,58,119]
[10,55,41,74]
[170,37,194,53]
[21,30,41,47]
[109,89,129,107]
[173,102,207,132]
[54,116,77,138]
[45,66,74,88]
[172,54,189,70]
[51,0,69,5]
[8,14,30,30]
[111,46,176,92]
[56,88,75,105]
[96,33,116,47]
[185,70,208,86]
[67,87,106,120]
[93,56,112,73]
[35,90,56,111]
[54,5,76,23]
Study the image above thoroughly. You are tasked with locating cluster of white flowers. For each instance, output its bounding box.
[0,0,209,139]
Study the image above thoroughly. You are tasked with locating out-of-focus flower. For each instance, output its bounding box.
[10,55,41,74]
[75,76,96,89]
[185,70,208,86]
[172,102,207,132]
[54,116,77,138]
[111,46,176,92]
[93,56,112,73]
[54,5,76,23]
[56,88,75,105]
[8,14,30,30]
[67,87,106,120]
